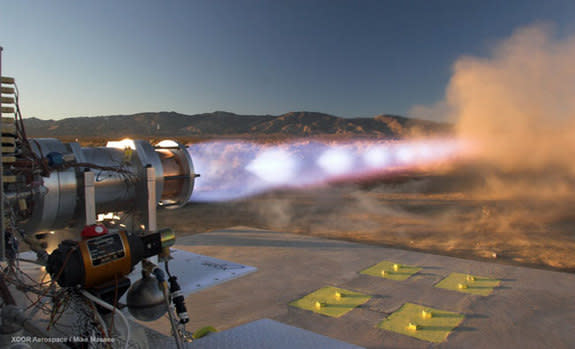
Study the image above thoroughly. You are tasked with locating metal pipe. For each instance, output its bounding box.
[162,282,184,349]
[84,170,96,225]
[146,166,157,232]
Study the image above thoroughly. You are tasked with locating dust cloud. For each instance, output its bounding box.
[453,25,575,173]
[413,23,575,199]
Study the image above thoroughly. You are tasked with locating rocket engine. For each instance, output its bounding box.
[0,47,203,348]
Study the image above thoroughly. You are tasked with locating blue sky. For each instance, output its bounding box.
[1,0,574,120]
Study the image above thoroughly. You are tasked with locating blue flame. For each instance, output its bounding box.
[187,138,463,202]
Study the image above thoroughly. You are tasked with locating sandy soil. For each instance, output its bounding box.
[158,175,575,273]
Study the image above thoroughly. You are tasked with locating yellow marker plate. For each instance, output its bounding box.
[289,286,371,318]
[378,303,464,343]
[434,272,500,296]
[360,260,421,281]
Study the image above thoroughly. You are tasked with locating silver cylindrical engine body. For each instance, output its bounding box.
[22,139,195,232]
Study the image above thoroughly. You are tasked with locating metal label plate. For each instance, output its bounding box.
[87,233,125,266]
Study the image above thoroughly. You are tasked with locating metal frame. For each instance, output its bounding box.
[146,166,157,232]
[84,170,96,225]
[1,46,5,260]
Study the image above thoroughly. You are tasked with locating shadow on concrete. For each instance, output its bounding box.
[420,325,477,332]
[337,294,371,299]
[466,313,488,319]
[468,285,498,290]
[454,326,477,332]
[320,304,358,309]
[432,312,464,319]
[413,272,440,277]
[419,325,459,331]
[369,294,388,299]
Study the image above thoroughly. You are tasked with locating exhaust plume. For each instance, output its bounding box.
[187,138,462,202]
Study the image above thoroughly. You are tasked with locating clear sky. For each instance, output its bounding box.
[1,0,574,120]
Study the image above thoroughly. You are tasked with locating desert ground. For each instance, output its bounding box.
[158,167,575,273]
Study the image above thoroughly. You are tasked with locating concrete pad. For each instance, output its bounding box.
[131,318,364,348]
[190,319,365,349]
[142,227,575,349]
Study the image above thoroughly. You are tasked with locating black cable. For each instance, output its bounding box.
[168,275,189,324]
[164,260,173,279]
[14,84,48,175]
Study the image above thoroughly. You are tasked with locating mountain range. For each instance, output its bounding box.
[23,111,450,139]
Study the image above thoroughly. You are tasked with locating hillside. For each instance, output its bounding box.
[23,111,450,140]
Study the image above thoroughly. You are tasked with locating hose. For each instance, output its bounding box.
[80,290,130,349]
